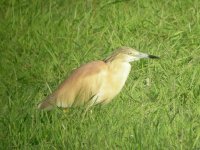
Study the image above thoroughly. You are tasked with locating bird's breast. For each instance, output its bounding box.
[109,62,131,89]
[99,62,131,103]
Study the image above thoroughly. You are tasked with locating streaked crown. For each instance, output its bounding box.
[104,47,159,63]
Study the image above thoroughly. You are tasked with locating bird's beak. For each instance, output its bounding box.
[148,54,160,59]
[136,52,160,59]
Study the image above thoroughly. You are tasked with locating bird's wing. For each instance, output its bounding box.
[46,60,108,108]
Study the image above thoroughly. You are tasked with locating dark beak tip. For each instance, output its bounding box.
[148,55,160,59]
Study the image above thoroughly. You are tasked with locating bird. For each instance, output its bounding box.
[38,46,159,110]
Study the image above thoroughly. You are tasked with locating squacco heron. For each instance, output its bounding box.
[38,47,159,110]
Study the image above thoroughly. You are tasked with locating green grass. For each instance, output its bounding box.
[1,0,200,149]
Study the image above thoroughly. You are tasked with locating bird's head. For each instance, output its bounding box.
[104,47,159,63]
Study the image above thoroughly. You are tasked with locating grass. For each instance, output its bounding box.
[1,0,200,149]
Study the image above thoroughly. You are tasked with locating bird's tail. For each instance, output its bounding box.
[38,95,56,110]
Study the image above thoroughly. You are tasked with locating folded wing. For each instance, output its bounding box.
[38,61,108,110]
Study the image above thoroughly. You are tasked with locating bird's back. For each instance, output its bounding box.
[38,61,108,109]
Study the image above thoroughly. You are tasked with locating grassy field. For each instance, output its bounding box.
[1,0,200,149]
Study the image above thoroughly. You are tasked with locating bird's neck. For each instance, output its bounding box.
[107,60,131,77]
[105,60,131,94]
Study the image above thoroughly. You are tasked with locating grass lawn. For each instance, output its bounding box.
[1,0,200,149]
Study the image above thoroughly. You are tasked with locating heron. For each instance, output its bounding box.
[38,46,159,110]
